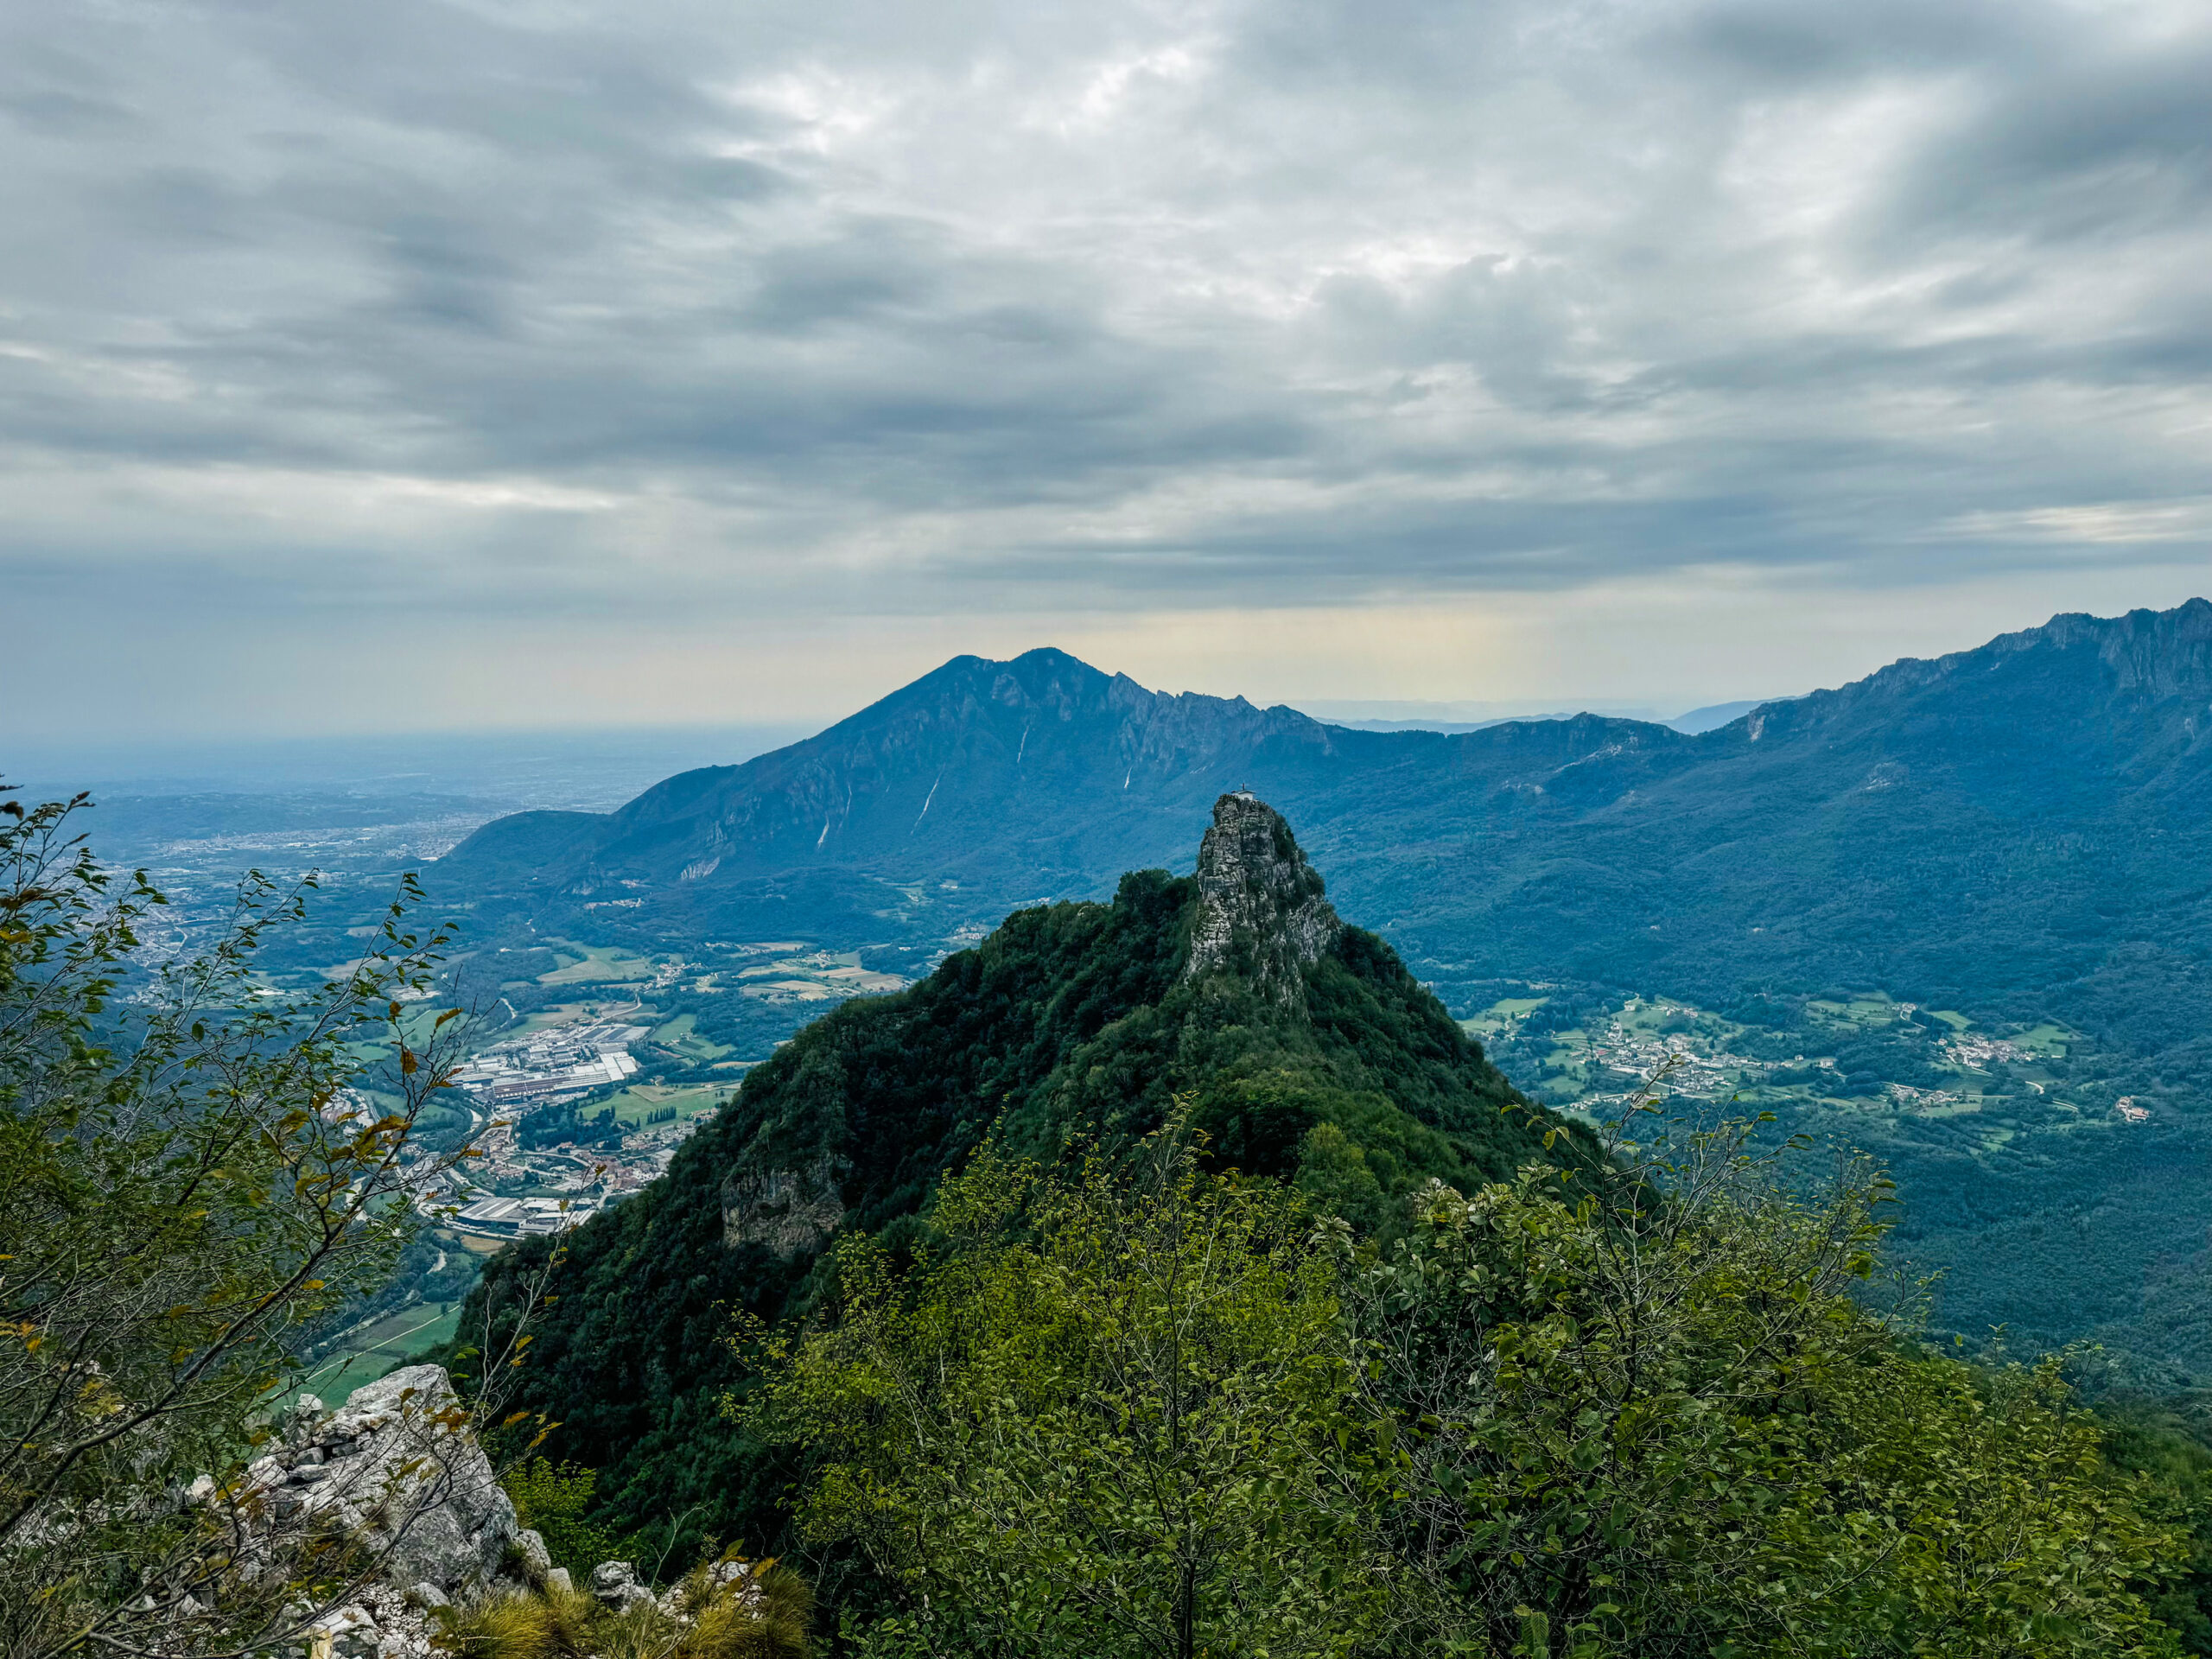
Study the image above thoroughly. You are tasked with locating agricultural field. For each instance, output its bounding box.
[588,1080,728,1126]
[292,1300,461,1408]
[537,940,660,986]
[649,1012,733,1063]
[732,944,906,1004]
[502,999,645,1040]
[1458,996,1548,1042]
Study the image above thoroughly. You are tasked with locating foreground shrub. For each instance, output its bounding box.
[738,1121,1394,1659]
[740,1083,2189,1656]
[1343,1100,2184,1656]
[503,1460,641,1579]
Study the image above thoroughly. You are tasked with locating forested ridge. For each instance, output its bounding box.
[461,804,1561,1558]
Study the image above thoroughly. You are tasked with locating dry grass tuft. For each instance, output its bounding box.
[430,1558,809,1659]
[677,1560,811,1659]
[433,1592,562,1659]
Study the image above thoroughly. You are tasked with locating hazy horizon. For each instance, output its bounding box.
[3,596,2196,760]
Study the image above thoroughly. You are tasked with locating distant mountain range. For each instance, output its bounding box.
[434,649,1805,937]
[440,601,2212,1033]
[1664,698,1770,734]
[437,599,2212,1370]
[1306,699,1775,734]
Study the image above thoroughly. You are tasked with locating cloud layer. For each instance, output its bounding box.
[4,0,2209,730]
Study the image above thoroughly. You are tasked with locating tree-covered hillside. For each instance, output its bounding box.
[9,779,2199,1658]
[460,797,1566,1549]
[435,600,2212,1373]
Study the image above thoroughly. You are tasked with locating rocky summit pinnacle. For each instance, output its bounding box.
[1181,791,1342,1005]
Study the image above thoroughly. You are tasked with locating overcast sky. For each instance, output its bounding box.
[5,0,2210,737]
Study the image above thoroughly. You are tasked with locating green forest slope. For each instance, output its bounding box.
[460,799,1563,1549]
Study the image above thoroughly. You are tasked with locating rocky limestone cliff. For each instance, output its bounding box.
[721,1155,846,1256]
[1181,791,1341,1007]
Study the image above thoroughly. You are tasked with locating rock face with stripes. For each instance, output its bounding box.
[721,1155,845,1257]
[1181,791,1341,1008]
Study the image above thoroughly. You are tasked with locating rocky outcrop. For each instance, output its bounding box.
[235,1367,535,1658]
[251,1366,520,1598]
[1180,791,1341,1007]
[218,1367,799,1658]
[300,1582,438,1659]
[590,1559,659,1612]
[722,1156,846,1255]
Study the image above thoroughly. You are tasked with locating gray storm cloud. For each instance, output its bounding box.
[2,0,2209,728]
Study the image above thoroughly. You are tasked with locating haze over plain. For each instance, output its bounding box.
[4,0,2211,735]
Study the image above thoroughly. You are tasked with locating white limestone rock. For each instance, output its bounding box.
[590,1559,658,1612]
[304,1581,435,1659]
[263,1366,518,1600]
